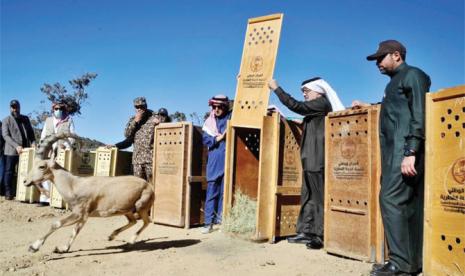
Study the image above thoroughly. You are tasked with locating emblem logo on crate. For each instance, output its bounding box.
[81,153,91,165]
[250,56,263,72]
[451,157,465,185]
[340,139,357,159]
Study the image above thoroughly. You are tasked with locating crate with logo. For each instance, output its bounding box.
[93,147,132,176]
[223,13,292,242]
[16,148,40,203]
[324,105,386,263]
[224,112,303,242]
[151,122,207,228]
[424,85,465,276]
[50,149,95,209]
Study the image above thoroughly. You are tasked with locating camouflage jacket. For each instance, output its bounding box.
[118,110,160,165]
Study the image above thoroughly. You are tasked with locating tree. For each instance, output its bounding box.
[29,73,97,127]
[171,111,187,122]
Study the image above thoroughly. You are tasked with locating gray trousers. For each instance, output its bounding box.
[296,170,324,238]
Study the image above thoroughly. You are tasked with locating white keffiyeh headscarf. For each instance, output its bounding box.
[301,78,345,112]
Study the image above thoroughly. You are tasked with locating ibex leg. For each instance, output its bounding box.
[29,213,81,253]
[108,213,137,241]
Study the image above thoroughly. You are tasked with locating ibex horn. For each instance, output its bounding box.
[36,132,82,159]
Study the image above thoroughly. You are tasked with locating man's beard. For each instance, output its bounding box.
[11,111,19,118]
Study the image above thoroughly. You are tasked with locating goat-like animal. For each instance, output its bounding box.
[24,133,154,253]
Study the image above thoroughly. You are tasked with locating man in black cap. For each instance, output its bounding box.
[157,107,172,123]
[268,77,345,249]
[1,100,36,200]
[353,40,431,276]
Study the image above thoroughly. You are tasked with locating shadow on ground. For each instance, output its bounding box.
[48,238,201,260]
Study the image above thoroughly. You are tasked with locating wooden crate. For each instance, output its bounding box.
[93,147,132,176]
[324,105,386,263]
[50,149,95,209]
[424,85,465,276]
[16,148,40,203]
[224,112,303,242]
[151,122,206,228]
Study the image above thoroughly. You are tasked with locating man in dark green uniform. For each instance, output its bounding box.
[269,77,345,249]
[354,40,431,276]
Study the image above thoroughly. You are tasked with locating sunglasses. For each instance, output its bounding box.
[54,107,64,111]
[134,105,146,109]
[212,105,224,110]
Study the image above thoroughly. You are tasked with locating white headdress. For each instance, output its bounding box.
[302,78,345,112]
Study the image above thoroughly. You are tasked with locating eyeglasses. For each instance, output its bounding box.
[134,105,145,109]
[54,107,64,111]
[212,105,223,110]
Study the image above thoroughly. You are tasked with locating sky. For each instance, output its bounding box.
[1,0,464,144]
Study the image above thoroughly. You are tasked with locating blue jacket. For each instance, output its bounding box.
[202,112,231,181]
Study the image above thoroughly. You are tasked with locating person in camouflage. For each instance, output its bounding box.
[113,97,170,182]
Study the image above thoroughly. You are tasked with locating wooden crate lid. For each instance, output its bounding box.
[428,84,465,101]
[230,13,283,129]
[327,105,380,118]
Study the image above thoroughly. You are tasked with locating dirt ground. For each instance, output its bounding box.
[0,198,373,276]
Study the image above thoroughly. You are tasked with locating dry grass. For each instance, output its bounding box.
[222,190,257,236]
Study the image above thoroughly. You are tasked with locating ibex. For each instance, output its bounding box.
[24,133,154,253]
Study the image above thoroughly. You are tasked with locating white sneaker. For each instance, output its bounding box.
[200,224,213,234]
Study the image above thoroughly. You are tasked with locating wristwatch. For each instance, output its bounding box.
[403,149,416,157]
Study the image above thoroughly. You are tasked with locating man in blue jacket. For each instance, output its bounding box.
[201,94,231,234]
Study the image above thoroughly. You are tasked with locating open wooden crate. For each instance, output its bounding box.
[224,112,303,242]
[93,147,132,176]
[16,148,39,203]
[50,149,95,209]
[424,85,465,276]
[324,105,386,263]
[151,122,207,228]
[223,13,286,241]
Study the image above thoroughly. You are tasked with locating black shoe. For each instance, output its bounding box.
[370,262,410,276]
[287,233,313,244]
[37,202,49,207]
[306,236,323,249]
[372,262,387,271]
[5,196,14,200]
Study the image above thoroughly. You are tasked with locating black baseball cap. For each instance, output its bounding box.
[367,40,406,61]
[158,108,168,116]
[10,99,20,107]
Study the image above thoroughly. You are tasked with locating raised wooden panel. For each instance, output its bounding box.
[230,13,283,128]
[424,85,465,276]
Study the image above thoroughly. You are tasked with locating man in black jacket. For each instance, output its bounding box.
[268,78,344,249]
[354,40,430,276]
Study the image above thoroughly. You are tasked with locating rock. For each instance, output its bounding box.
[266,260,275,265]
[27,217,33,222]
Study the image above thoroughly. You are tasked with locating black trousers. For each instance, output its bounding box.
[380,167,424,273]
[296,170,324,238]
[3,155,19,198]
